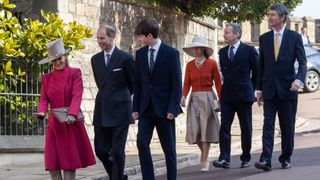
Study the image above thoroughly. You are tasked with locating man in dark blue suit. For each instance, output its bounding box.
[212,23,258,169]
[255,3,307,171]
[92,25,134,180]
[132,17,182,180]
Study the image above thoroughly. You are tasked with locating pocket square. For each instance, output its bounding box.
[113,68,122,72]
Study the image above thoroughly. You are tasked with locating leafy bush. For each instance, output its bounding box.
[0,0,93,135]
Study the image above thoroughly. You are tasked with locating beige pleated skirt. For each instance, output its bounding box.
[185,91,220,144]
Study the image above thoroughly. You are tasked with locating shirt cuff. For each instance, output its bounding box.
[255,90,262,97]
[294,79,304,88]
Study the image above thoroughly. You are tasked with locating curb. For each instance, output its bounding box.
[91,154,199,180]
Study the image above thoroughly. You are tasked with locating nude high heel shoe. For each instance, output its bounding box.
[200,161,210,172]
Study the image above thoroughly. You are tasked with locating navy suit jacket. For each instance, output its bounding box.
[133,42,183,119]
[219,42,258,102]
[257,28,307,100]
[91,47,135,127]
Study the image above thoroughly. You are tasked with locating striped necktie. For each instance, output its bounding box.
[229,45,235,62]
[149,48,155,73]
[274,33,280,61]
[105,54,111,67]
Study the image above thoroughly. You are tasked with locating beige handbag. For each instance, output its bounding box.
[52,107,84,123]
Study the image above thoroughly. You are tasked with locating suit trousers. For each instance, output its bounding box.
[137,103,177,180]
[94,125,129,180]
[260,93,297,164]
[219,101,253,163]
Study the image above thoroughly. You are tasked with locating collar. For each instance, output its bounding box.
[148,39,161,51]
[104,45,115,57]
[301,33,307,37]
[273,25,285,36]
[230,40,241,49]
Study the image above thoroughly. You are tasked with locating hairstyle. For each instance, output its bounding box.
[99,24,116,38]
[225,23,242,39]
[270,3,288,23]
[301,27,307,30]
[50,55,69,70]
[203,49,209,59]
[134,17,159,38]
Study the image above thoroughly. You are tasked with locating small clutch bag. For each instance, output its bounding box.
[52,107,84,123]
[212,99,220,111]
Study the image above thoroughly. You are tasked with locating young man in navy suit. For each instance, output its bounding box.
[255,3,307,171]
[212,23,258,169]
[132,17,182,180]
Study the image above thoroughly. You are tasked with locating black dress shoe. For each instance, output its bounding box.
[281,161,291,169]
[122,173,128,180]
[255,161,272,171]
[240,161,250,168]
[212,160,230,169]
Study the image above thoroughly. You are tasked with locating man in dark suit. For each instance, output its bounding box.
[300,27,311,45]
[212,23,258,169]
[132,17,182,180]
[91,24,134,180]
[255,3,307,171]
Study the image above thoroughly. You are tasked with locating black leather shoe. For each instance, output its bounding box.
[212,160,230,169]
[255,161,272,171]
[122,173,128,180]
[281,161,291,169]
[240,161,250,168]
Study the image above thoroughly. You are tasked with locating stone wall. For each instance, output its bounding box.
[219,16,320,44]
[287,16,303,32]
[316,19,320,43]
[12,0,219,146]
[239,21,251,42]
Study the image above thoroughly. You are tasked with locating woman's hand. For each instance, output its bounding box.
[34,112,45,120]
[180,96,186,107]
[66,115,76,124]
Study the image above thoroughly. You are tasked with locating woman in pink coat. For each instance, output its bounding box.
[35,39,95,180]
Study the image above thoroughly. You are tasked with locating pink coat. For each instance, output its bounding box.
[38,66,95,170]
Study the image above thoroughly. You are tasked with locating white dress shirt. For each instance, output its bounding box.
[301,34,309,45]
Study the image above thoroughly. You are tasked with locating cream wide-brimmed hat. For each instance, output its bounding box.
[182,36,213,57]
[38,38,71,64]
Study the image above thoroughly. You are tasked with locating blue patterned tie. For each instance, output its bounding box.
[149,48,155,73]
[229,46,235,62]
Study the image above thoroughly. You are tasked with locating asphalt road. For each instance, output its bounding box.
[158,90,320,180]
[158,132,320,180]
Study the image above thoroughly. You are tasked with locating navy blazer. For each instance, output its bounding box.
[133,42,183,118]
[257,28,307,100]
[219,42,258,102]
[91,47,135,127]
